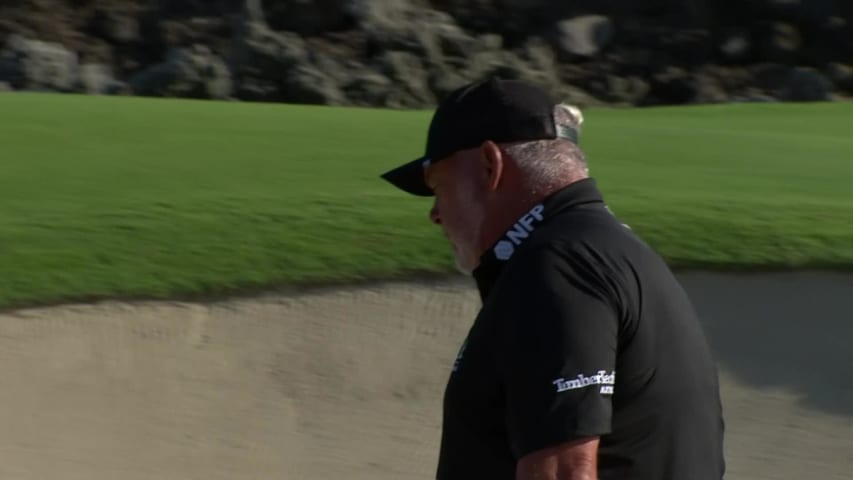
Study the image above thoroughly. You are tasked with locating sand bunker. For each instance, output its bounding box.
[0,272,851,479]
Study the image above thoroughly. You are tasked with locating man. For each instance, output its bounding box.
[379,77,726,480]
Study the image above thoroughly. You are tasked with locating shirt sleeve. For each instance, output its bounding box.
[494,243,621,460]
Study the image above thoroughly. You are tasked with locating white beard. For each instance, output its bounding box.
[453,254,474,276]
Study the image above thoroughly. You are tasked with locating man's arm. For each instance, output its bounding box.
[516,437,600,480]
[495,245,622,479]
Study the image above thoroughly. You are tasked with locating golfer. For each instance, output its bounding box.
[380,77,726,480]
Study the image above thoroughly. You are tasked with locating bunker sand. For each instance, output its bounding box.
[0,273,851,479]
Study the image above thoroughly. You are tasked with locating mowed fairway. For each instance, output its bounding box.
[1,92,852,309]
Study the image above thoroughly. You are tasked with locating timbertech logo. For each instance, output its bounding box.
[493,204,545,260]
[553,370,616,395]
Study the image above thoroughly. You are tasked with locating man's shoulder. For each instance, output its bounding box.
[486,205,664,317]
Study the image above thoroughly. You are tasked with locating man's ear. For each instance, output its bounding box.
[480,140,504,192]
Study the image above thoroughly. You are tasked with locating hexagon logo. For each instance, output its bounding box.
[494,240,515,260]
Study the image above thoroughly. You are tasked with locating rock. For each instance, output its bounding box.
[693,74,729,104]
[749,0,837,27]
[129,44,233,99]
[0,35,79,92]
[752,63,792,92]
[342,71,392,107]
[1,0,852,107]
[711,66,756,96]
[521,37,558,76]
[243,0,266,23]
[645,66,698,105]
[378,50,435,108]
[78,63,119,94]
[346,0,413,30]
[88,9,141,44]
[718,28,752,63]
[233,77,279,102]
[730,90,778,103]
[428,70,471,100]
[263,0,353,36]
[822,17,853,63]
[0,81,12,91]
[553,15,615,59]
[309,53,359,87]
[365,7,477,71]
[780,67,831,101]
[756,22,801,64]
[442,0,571,40]
[230,22,309,78]
[437,0,509,36]
[826,63,853,93]
[281,64,346,105]
[617,20,714,67]
[604,75,651,105]
[552,84,606,109]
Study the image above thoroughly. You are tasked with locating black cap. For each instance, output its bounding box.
[379,76,577,196]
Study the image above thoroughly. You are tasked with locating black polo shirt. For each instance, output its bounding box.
[435,178,726,480]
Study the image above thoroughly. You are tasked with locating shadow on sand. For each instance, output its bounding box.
[677,271,853,418]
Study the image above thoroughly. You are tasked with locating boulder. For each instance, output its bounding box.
[553,15,615,59]
[1,0,852,107]
[645,66,698,105]
[378,50,435,108]
[780,67,831,101]
[826,62,853,93]
[88,9,141,44]
[745,0,837,27]
[342,71,393,107]
[717,28,752,64]
[243,0,266,22]
[78,63,126,94]
[280,64,346,104]
[752,63,792,92]
[233,77,279,102]
[755,22,801,64]
[692,72,730,104]
[230,22,309,79]
[822,17,853,63]
[0,35,79,91]
[262,0,354,35]
[346,0,417,30]
[365,7,478,72]
[129,44,233,99]
[603,75,652,105]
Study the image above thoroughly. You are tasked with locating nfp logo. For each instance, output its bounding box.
[492,204,545,261]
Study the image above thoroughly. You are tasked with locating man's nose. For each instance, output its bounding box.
[429,203,441,225]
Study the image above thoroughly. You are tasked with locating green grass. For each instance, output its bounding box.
[1,92,852,309]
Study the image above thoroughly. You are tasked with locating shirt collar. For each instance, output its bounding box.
[471,177,605,301]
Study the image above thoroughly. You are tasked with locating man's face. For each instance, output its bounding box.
[424,149,490,275]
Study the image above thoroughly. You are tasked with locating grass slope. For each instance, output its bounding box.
[1,92,851,309]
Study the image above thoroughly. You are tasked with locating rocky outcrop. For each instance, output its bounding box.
[1,0,852,108]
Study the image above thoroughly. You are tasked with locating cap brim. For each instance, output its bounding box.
[379,157,434,197]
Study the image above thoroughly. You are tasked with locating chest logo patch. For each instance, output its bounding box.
[552,370,616,395]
